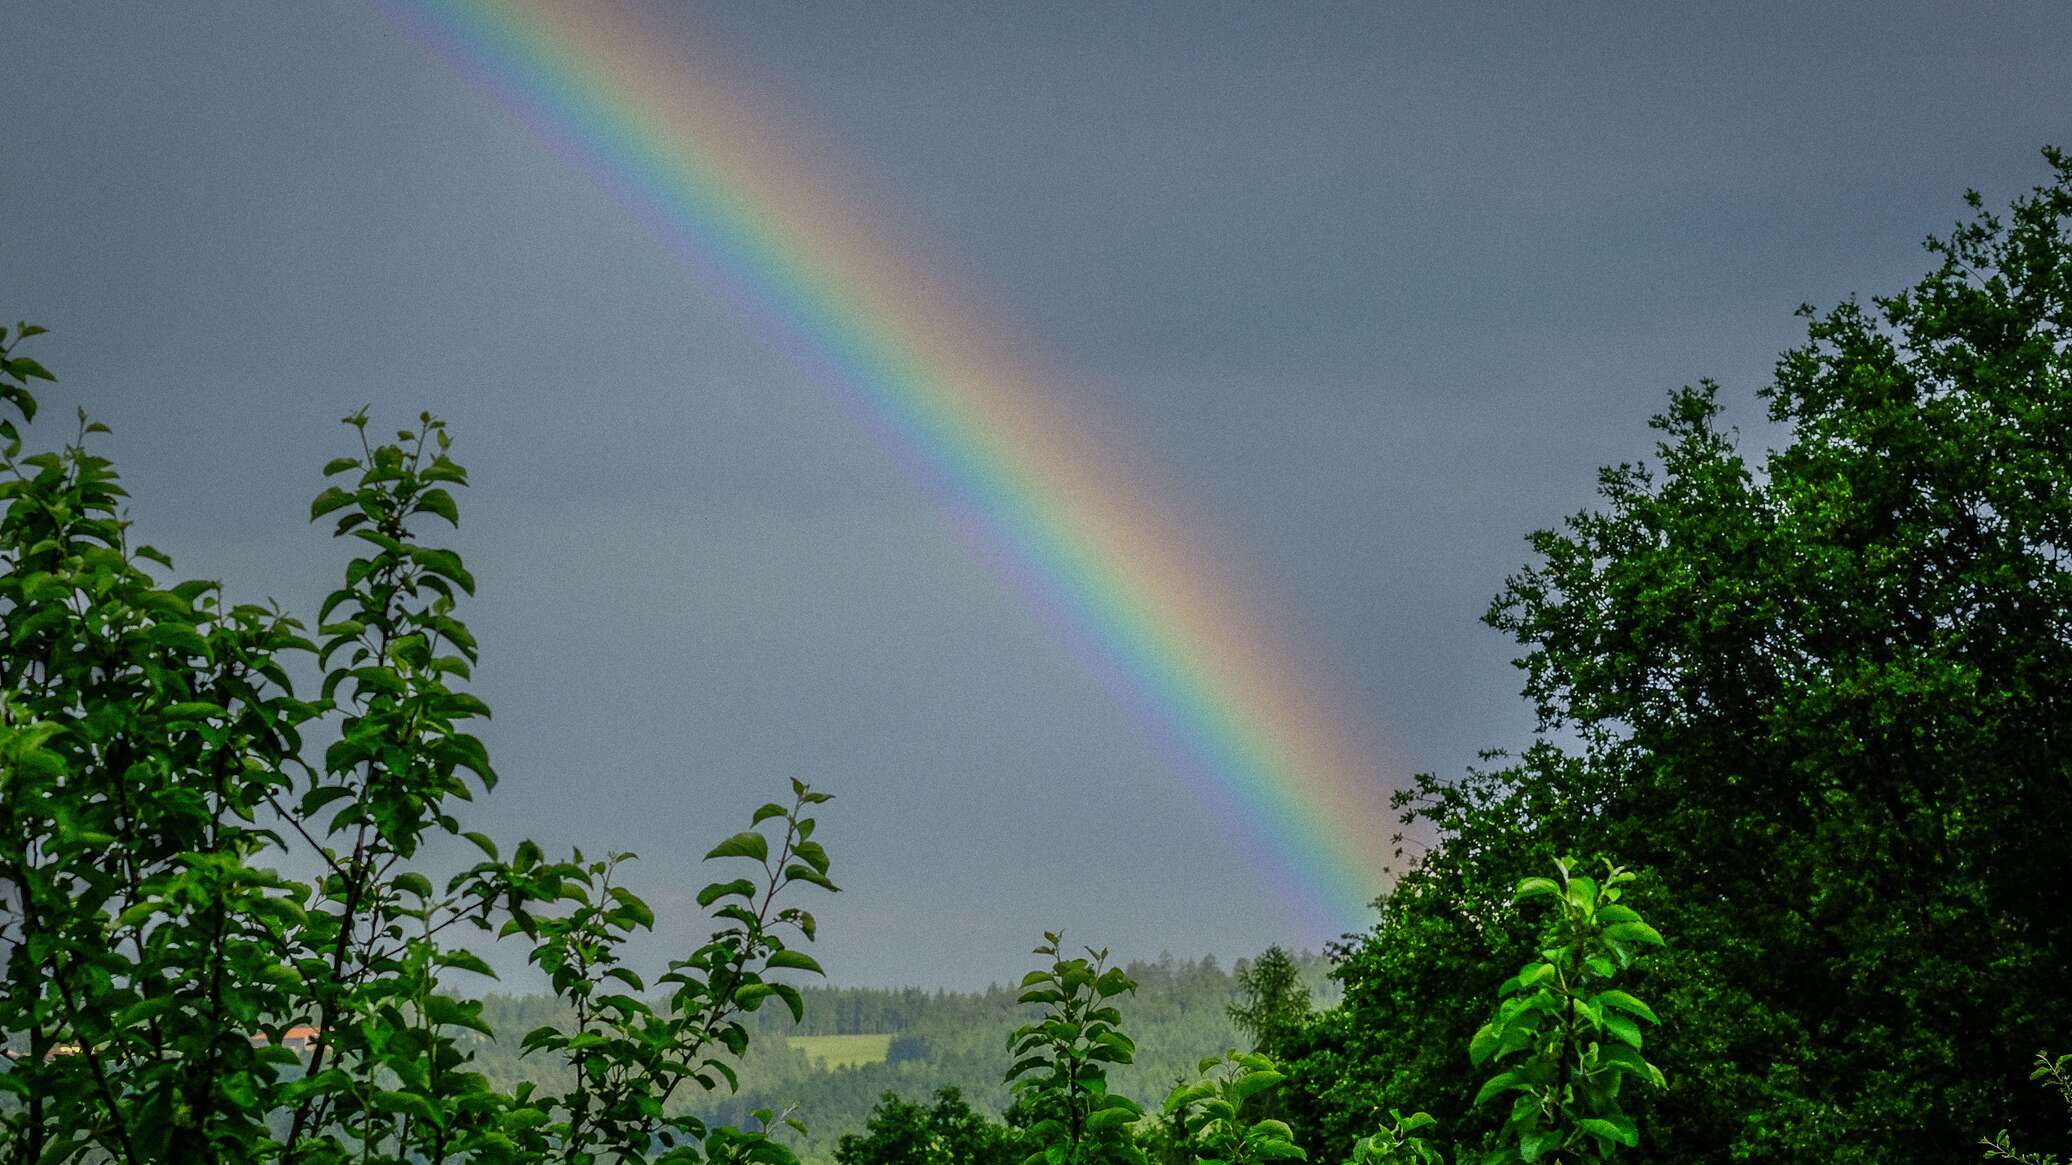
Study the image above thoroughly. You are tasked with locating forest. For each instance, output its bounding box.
[2,152,2070,1164]
[456,953,1335,1163]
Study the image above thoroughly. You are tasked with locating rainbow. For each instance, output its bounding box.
[384,0,1398,930]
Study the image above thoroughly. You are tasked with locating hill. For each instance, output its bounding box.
[468,950,1336,1162]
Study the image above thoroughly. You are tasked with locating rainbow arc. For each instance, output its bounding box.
[390,0,1398,929]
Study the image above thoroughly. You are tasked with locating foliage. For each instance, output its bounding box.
[1156,1051,1304,1165]
[1982,1054,2072,1164]
[1280,756,1564,1160]
[467,780,837,1163]
[0,325,838,1163]
[831,1087,1021,1165]
[1344,1111,1440,1165]
[1227,948,1311,1064]
[1287,147,2072,1164]
[0,319,330,1163]
[1468,860,1665,1163]
[1004,934,1147,1165]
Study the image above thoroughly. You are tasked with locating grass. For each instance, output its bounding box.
[787,1033,894,1070]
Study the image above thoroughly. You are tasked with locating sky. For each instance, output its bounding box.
[5,2,2070,987]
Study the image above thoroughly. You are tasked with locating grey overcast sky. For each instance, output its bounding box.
[5,3,2069,987]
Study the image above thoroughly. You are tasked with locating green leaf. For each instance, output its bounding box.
[783,865,840,892]
[440,950,497,979]
[309,486,355,521]
[1164,1081,1214,1114]
[409,545,476,594]
[370,1089,442,1126]
[794,839,831,875]
[1576,1116,1639,1147]
[1513,876,1560,901]
[161,701,224,723]
[1085,1107,1138,1131]
[426,995,495,1037]
[765,948,824,975]
[1474,1070,1528,1107]
[1603,921,1666,946]
[698,877,758,907]
[414,487,460,526]
[1604,1012,1644,1049]
[9,355,54,381]
[1469,1022,1502,1065]
[705,831,770,863]
[300,785,356,816]
[1591,989,1659,1024]
[1230,1069,1285,1103]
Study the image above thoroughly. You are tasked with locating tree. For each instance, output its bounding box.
[1004,934,1147,1165]
[1153,1051,1305,1165]
[832,1088,1021,1165]
[1227,946,1312,1064]
[0,324,839,1163]
[1290,147,2072,1164]
[1468,859,1667,1163]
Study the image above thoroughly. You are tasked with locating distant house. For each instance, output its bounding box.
[4,1026,321,1060]
[2,1041,83,1060]
[253,1025,323,1052]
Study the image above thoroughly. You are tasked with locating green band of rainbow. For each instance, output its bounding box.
[389,0,1398,929]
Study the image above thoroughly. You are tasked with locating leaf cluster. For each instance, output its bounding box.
[832,1087,1023,1165]
[1157,1051,1305,1165]
[1005,935,1147,1165]
[1468,860,1665,1164]
[1345,1111,1440,1165]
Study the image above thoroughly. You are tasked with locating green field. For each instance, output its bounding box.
[786,1033,894,1070]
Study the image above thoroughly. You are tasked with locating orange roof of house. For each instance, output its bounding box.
[253,1025,323,1043]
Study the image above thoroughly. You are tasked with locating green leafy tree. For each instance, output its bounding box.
[0,321,326,1163]
[832,1087,1022,1165]
[1468,860,1665,1163]
[280,407,510,1162]
[1289,147,2072,1164]
[0,325,838,1164]
[1005,934,1147,1165]
[1227,949,1311,1064]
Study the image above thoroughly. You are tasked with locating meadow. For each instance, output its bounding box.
[782,1036,892,1073]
